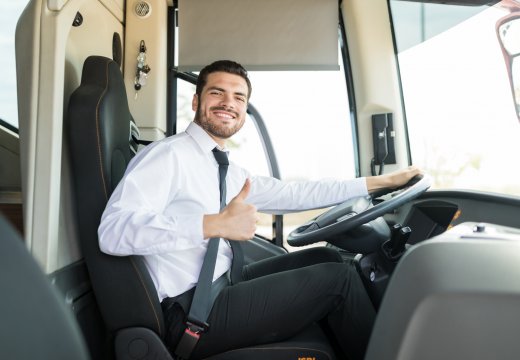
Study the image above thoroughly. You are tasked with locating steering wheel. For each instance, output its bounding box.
[287,174,432,247]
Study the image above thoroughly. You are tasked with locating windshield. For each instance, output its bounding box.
[390,0,520,196]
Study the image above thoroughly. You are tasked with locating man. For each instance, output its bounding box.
[99,60,420,359]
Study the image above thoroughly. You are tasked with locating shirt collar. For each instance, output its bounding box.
[185,122,228,154]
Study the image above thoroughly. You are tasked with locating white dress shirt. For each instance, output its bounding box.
[98,122,368,301]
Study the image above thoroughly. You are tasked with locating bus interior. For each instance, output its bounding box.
[1,0,520,359]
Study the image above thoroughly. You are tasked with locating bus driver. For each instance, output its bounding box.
[99,60,421,359]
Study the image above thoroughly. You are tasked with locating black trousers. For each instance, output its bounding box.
[162,247,375,360]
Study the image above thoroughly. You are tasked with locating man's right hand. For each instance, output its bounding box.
[366,166,422,193]
[203,178,259,241]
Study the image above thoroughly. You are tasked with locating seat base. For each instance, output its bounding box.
[115,323,336,360]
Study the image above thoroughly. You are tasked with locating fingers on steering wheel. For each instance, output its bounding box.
[408,165,422,177]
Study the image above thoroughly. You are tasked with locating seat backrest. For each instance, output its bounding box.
[0,215,89,359]
[67,56,164,337]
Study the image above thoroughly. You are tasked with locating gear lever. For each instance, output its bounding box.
[382,223,412,261]
[390,226,412,257]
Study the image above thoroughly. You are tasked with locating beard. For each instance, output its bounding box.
[194,105,245,139]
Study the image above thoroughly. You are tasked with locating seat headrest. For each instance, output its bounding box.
[72,55,135,196]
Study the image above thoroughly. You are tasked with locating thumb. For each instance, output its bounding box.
[233,178,251,202]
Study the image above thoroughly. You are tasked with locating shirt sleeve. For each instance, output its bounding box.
[248,175,368,214]
[98,143,205,256]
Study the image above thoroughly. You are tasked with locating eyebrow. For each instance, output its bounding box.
[207,86,247,98]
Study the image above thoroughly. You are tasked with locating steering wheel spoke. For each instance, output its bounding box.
[294,221,320,234]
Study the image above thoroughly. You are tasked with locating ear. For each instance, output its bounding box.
[192,94,198,112]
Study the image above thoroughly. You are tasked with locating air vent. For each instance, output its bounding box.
[135,1,151,17]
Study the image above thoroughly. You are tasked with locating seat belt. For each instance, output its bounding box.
[175,148,243,359]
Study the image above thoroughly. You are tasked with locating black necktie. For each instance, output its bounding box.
[212,148,228,210]
[212,148,244,284]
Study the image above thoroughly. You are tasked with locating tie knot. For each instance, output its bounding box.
[212,148,229,166]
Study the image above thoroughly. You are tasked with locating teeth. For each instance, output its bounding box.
[215,112,233,119]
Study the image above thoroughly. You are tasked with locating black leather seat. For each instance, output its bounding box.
[67,55,336,360]
[0,215,89,360]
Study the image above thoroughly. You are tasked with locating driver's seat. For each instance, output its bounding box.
[67,55,336,360]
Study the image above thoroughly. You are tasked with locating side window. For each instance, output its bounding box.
[390,1,520,196]
[0,1,30,129]
[176,61,356,247]
[247,69,355,248]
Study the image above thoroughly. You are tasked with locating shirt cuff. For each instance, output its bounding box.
[350,177,368,197]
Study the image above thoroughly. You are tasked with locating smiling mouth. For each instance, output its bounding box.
[213,111,235,119]
[210,106,238,119]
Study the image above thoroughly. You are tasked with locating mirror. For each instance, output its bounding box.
[499,18,520,56]
[498,16,520,120]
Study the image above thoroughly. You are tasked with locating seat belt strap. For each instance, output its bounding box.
[174,148,232,359]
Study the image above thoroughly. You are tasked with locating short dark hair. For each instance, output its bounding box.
[196,60,252,100]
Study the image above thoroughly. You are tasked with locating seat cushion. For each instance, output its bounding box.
[204,323,336,360]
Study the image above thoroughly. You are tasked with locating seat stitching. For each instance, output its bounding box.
[95,59,110,201]
[130,256,162,336]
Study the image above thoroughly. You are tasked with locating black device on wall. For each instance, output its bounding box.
[371,113,396,175]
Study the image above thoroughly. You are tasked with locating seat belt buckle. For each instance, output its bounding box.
[175,321,208,359]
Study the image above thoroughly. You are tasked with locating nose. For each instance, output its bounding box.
[219,93,235,109]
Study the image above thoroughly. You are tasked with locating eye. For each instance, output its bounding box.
[236,96,246,103]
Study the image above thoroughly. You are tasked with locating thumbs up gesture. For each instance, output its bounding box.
[232,177,252,203]
[203,179,258,241]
